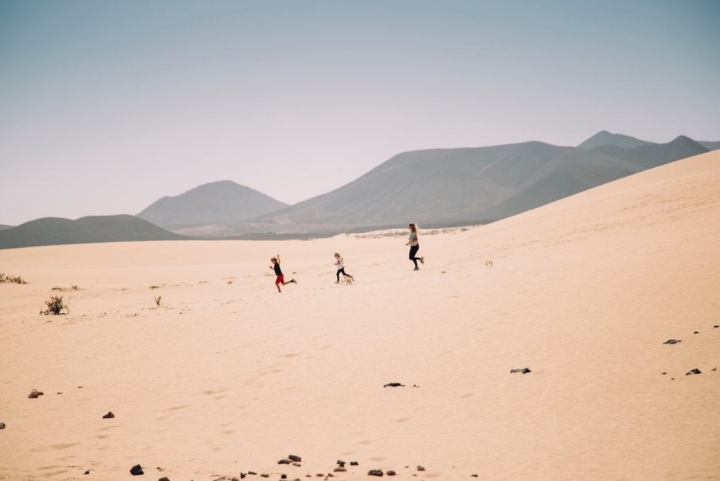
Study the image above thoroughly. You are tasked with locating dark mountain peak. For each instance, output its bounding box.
[669,135,704,147]
[578,131,655,150]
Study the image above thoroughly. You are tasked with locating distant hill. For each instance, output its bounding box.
[699,141,720,151]
[578,130,655,150]
[250,142,642,229]
[137,181,288,228]
[0,215,189,250]
[592,136,709,170]
[0,225,13,231]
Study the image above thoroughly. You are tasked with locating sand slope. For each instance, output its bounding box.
[1,151,719,480]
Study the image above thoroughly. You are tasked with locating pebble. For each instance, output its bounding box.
[686,368,702,375]
[130,464,144,476]
[288,455,302,463]
[663,339,681,344]
[102,411,115,419]
[0,423,5,429]
[383,383,404,388]
[28,389,44,399]
[368,469,384,477]
[510,368,531,374]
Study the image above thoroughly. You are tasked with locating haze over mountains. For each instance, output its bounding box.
[2,131,718,248]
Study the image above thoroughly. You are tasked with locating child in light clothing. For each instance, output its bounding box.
[334,252,354,283]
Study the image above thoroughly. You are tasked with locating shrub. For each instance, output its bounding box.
[41,296,70,315]
[0,273,27,284]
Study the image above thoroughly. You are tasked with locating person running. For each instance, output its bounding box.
[269,254,297,292]
[406,223,424,271]
[334,252,354,283]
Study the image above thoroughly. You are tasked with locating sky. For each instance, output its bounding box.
[1,0,719,226]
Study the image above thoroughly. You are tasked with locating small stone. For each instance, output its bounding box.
[712,368,717,371]
[350,462,359,466]
[663,339,681,345]
[248,472,257,475]
[694,331,699,334]
[334,467,347,473]
[686,368,702,375]
[368,470,384,477]
[417,466,426,471]
[159,477,170,481]
[662,372,667,375]
[261,475,269,478]
[281,475,287,480]
[288,455,302,463]
[510,368,531,374]
[472,475,478,478]
[383,383,404,388]
[0,423,5,429]
[292,462,301,467]
[337,460,346,467]
[130,464,144,476]
[83,470,90,475]
[279,459,292,465]
[714,325,719,328]
[387,470,396,476]
[102,411,115,419]
[28,389,44,399]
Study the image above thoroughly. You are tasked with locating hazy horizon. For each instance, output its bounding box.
[2,0,719,226]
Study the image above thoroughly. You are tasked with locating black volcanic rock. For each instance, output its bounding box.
[130,464,144,475]
[137,180,287,228]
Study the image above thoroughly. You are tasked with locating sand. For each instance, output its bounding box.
[1,150,719,480]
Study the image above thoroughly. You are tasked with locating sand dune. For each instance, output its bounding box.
[1,151,719,480]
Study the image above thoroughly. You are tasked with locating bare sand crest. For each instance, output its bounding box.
[1,150,719,480]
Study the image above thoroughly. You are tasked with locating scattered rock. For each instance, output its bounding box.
[712,368,717,371]
[288,455,302,463]
[383,383,404,388]
[292,462,301,467]
[417,466,426,471]
[28,389,44,399]
[368,470,384,477]
[130,464,144,476]
[336,461,346,468]
[159,477,170,481]
[694,331,699,334]
[510,368,531,374]
[102,411,115,419]
[350,462,359,466]
[334,467,347,473]
[83,470,90,475]
[714,325,718,328]
[261,475,269,479]
[472,475,478,478]
[387,470,396,476]
[281,475,287,480]
[248,472,257,475]
[279,459,292,465]
[663,339,681,345]
[662,372,667,375]
[0,423,5,429]
[686,369,702,375]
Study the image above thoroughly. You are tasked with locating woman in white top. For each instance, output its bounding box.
[334,252,354,283]
[405,223,424,271]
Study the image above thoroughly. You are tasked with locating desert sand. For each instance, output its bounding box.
[1,150,719,480]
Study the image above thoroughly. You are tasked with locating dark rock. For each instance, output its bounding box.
[387,470,396,476]
[712,368,717,371]
[0,423,5,429]
[281,475,287,480]
[83,471,90,475]
[159,478,170,481]
[694,331,699,334]
[510,368,531,374]
[383,383,404,388]
[714,325,718,328]
[261,475,269,479]
[130,464,144,475]
[292,462,301,467]
[663,339,681,345]
[686,368,702,375]
[368,470,384,477]
[350,462,359,466]
[28,389,44,399]
[334,467,347,472]
[288,455,302,463]
[472,475,478,478]
[417,466,426,471]
[662,372,667,375]
[102,411,115,419]
[337,460,346,467]
[248,472,257,476]
[278,459,292,465]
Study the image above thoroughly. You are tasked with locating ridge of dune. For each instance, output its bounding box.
[1,151,718,480]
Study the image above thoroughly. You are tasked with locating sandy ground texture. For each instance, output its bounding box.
[1,150,719,481]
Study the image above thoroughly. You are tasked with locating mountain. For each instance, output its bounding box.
[699,141,720,151]
[0,215,189,250]
[591,136,710,170]
[250,142,642,229]
[0,225,13,231]
[137,181,288,228]
[577,130,656,150]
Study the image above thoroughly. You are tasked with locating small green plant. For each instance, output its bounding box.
[41,296,69,315]
[154,296,162,307]
[0,273,27,284]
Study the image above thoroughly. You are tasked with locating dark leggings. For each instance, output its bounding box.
[409,245,420,268]
[336,267,351,282]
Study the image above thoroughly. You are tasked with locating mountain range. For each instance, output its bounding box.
[2,130,718,248]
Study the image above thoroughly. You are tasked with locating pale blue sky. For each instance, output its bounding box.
[1,0,719,225]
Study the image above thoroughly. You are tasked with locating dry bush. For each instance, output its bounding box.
[41,296,70,315]
[0,273,27,284]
